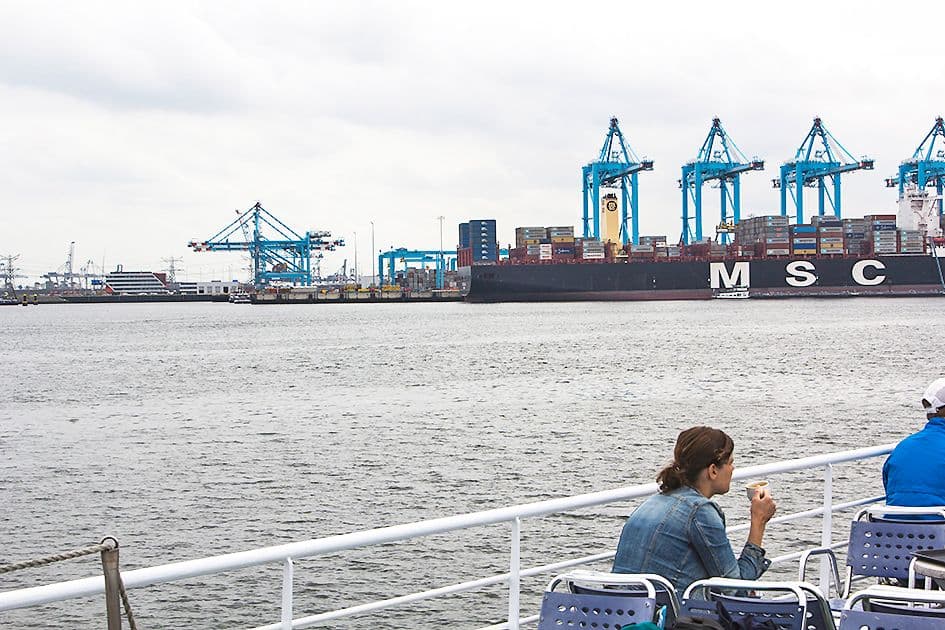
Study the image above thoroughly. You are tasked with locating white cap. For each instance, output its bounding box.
[922,378,945,414]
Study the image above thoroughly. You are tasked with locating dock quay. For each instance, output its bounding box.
[252,287,464,304]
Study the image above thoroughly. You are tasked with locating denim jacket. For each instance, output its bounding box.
[612,486,770,595]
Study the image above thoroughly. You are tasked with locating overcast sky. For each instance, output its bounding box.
[2,1,943,282]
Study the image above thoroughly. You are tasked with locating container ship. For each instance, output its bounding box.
[460,214,945,302]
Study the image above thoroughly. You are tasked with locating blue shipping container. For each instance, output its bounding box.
[459,223,470,249]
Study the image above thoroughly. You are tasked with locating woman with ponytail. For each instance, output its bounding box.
[612,426,777,594]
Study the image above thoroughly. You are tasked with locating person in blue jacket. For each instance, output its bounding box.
[883,378,945,507]
[612,426,777,595]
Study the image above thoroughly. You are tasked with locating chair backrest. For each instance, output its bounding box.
[682,595,805,630]
[867,599,945,618]
[839,609,944,630]
[569,576,679,627]
[681,578,834,630]
[845,519,945,580]
[536,590,657,630]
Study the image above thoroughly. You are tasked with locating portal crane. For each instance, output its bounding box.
[774,117,873,223]
[189,202,343,287]
[378,249,458,287]
[885,116,945,217]
[582,117,653,245]
[679,118,764,244]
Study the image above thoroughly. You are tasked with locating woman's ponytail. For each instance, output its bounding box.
[657,426,733,494]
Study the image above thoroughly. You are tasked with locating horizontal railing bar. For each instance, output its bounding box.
[248,493,884,628]
[770,539,847,565]
[252,550,620,630]
[726,495,885,532]
[0,444,894,613]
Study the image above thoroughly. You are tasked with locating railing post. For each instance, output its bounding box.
[508,517,521,630]
[820,463,833,593]
[281,557,294,630]
[100,537,122,630]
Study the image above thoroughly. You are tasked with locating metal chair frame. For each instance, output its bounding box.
[548,569,679,619]
[798,506,945,601]
[538,572,661,630]
[842,584,945,628]
[681,577,834,630]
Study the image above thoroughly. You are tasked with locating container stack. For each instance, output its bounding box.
[580,238,605,260]
[842,218,867,255]
[790,224,817,256]
[467,219,498,263]
[736,216,790,256]
[548,226,575,262]
[638,235,668,247]
[515,226,547,249]
[866,214,898,254]
[548,226,574,243]
[812,216,843,256]
[630,243,654,259]
[898,229,925,253]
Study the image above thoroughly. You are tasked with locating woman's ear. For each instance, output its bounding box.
[706,464,718,480]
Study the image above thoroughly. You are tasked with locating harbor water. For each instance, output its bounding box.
[0,299,937,628]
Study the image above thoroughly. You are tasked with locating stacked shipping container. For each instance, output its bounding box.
[735,216,790,256]
[866,214,897,255]
[580,238,605,260]
[842,218,867,255]
[790,224,817,256]
[812,215,843,255]
[899,229,924,253]
[457,219,498,265]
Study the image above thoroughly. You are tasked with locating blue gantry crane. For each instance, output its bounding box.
[378,249,458,287]
[774,117,874,224]
[679,118,764,245]
[582,117,653,245]
[885,116,945,217]
[189,202,343,287]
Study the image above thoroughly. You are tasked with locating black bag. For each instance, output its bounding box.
[715,599,781,630]
[671,617,725,630]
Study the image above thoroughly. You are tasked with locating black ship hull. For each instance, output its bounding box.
[466,254,945,302]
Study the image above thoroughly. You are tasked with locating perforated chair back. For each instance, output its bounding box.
[570,581,678,627]
[682,595,805,630]
[839,608,944,629]
[536,590,657,630]
[868,599,945,619]
[846,519,945,581]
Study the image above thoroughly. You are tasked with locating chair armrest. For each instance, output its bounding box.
[798,547,842,598]
[846,584,945,610]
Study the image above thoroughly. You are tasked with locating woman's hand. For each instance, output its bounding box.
[750,489,777,525]
[747,489,776,547]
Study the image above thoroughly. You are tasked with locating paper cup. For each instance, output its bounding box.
[746,480,770,500]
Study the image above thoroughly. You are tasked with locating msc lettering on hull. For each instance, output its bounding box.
[710,260,887,288]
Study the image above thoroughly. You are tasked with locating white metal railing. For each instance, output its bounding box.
[0,443,895,629]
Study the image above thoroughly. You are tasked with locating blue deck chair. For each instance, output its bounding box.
[537,571,661,630]
[549,570,680,627]
[681,577,835,630]
[798,506,945,605]
[840,585,945,629]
